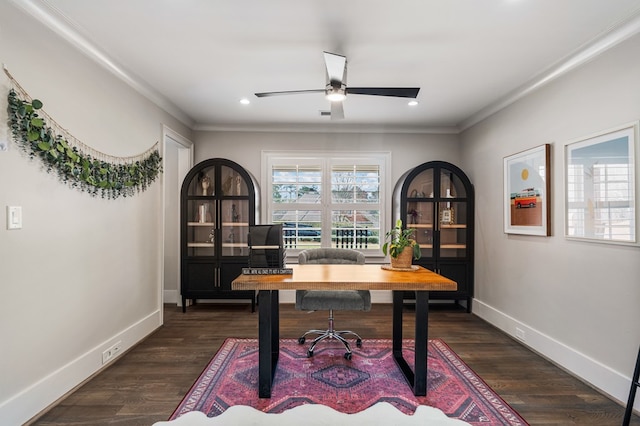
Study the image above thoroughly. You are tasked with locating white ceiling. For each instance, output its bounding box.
[11,0,640,132]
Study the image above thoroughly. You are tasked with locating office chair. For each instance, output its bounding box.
[296,248,370,360]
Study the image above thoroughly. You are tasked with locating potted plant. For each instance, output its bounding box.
[382,219,421,268]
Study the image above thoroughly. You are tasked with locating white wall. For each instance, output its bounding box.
[0,4,192,424]
[194,130,460,190]
[460,32,640,408]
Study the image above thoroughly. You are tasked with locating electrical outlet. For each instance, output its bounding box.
[102,340,122,364]
[515,327,526,341]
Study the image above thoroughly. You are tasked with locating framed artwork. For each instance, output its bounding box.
[564,122,638,245]
[503,144,551,236]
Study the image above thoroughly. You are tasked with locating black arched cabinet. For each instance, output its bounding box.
[393,161,474,311]
[180,158,258,312]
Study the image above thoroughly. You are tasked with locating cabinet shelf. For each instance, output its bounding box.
[222,242,247,248]
[441,244,466,249]
[188,222,215,227]
[408,224,433,229]
[409,224,466,229]
[188,242,215,247]
[221,222,249,227]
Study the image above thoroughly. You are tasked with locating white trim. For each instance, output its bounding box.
[460,10,640,131]
[1,310,162,425]
[473,299,638,412]
[194,123,460,134]
[164,289,179,304]
[262,151,389,256]
[15,0,640,134]
[161,126,193,312]
[9,0,194,128]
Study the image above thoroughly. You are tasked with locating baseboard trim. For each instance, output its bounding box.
[4,309,162,426]
[473,299,636,411]
[164,289,178,304]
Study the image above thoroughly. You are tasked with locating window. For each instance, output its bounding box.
[263,152,389,254]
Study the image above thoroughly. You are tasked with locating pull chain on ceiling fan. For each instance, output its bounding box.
[255,52,420,120]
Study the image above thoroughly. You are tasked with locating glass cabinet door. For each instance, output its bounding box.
[406,168,435,199]
[405,168,435,258]
[185,165,217,257]
[440,167,467,198]
[438,200,467,258]
[437,166,468,259]
[221,199,250,256]
[403,165,470,260]
[186,200,217,256]
[220,165,248,196]
[406,201,434,258]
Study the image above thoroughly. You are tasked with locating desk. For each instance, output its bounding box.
[232,264,457,398]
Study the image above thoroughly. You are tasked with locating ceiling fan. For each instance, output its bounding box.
[255,51,420,120]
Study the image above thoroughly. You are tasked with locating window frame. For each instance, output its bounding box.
[564,122,639,245]
[262,151,390,257]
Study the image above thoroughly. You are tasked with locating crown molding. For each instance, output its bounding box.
[9,0,195,128]
[12,0,640,135]
[192,123,460,135]
[459,8,640,132]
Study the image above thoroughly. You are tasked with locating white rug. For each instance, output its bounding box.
[153,402,472,426]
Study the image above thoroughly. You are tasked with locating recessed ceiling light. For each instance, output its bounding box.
[408,100,419,106]
[240,98,250,105]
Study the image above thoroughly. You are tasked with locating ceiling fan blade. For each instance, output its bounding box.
[331,101,344,120]
[323,51,346,85]
[255,89,324,98]
[346,87,420,98]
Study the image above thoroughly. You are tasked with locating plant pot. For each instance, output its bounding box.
[390,246,413,269]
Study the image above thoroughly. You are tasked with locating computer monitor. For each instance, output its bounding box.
[248,224,284,267]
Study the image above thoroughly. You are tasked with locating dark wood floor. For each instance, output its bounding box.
[28,302,639,425]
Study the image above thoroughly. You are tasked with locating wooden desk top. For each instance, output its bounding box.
[231,264,457,291]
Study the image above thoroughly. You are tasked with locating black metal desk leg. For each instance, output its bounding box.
[392,290,418,392]
[392,290,403,354]
[413,291,429,396]
[623,345,640,426]
[270,290,280,374]
[258,290,279,398]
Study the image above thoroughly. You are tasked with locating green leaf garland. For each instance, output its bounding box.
[7,89,162,199]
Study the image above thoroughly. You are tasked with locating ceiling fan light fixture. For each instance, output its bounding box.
[325,83,346,102]
[326,92,346,102]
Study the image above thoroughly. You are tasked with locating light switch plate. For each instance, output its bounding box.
[7,206,22,230]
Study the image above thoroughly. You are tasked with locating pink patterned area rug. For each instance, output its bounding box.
[170,338,528,425]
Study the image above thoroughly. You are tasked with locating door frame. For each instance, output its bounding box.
[161,125,193,322]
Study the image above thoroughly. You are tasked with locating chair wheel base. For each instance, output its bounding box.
[298,337,306,345]
[356,339,362,348]
[344,352,352,360]
[307,349,314,358]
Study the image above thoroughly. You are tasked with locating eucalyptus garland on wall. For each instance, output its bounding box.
[5,73,162,199]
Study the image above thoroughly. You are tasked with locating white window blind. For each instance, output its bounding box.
[263,152,388,254]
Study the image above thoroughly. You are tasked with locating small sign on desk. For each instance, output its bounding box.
[242,268,293,275]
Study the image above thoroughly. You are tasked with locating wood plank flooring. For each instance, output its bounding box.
[28,303,639,425]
